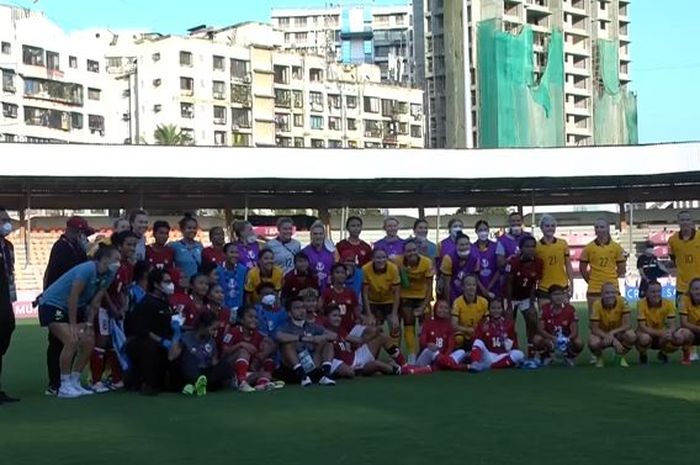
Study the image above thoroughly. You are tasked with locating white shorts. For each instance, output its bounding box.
[416,348,468,367]
[330,344,375,374]
[512,299,533,313]
[349,324,366,338]
[470,339,524,371]
[98,308,111,336]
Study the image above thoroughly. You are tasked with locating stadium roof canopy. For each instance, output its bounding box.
[0,141,699,210]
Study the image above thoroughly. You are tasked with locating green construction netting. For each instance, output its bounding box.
[594,39,638,145]
[477,19,565,148]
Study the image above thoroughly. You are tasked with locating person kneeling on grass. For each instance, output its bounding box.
[533,285,583,366]
[324,305,402,378]
[635,281,683,365]
[588,282,636,368]
[415,300,468,371]
[170,311,233,396]
[221,307,282,393]
[276,297,336,387]
[468,299,524,372]
[676,277,700,364]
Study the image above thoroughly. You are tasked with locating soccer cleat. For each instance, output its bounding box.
[467,364,482,373]
[657,352,669,364]
[690,348,699,361]
[301,376,313,387]
[195,375,208,397]
[72,383,94,396]
[618,356,629,368]
[0,391,19,403]
[110,380,125,390]
[271,380,285,389]
[238,381,256,393]
[319,376,336,386]
[57,385,81,399]
[595,356,605,368]
[182,384,195,396]
[91,382,111,394]
[44,387,58,396]
[639,352,648,365]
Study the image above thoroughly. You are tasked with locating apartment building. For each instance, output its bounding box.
[0,6,110,143]
[101,22,424,148]
[414,0,634,148]
[271,5,413,84]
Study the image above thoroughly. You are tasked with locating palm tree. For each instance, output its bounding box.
[153,124,193,145]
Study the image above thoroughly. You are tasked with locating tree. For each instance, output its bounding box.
[153,124,193,145]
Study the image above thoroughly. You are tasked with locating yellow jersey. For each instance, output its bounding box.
[244,266,284,302]
[637,299,676,330]
[451,295,488,330]
[535,237,570,291]
[668,230,700,293]
[680,295,700,326]
[580,239,626,294]
[396,255,435,299]
[590,297,630,331]
[362,261,400,304]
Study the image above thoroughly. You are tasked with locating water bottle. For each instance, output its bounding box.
[299,349,316,374]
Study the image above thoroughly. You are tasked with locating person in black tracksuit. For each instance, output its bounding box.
[125,268,176,395]
[0,208,19,404]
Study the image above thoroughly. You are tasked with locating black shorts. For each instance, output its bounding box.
[400,298,425,311]
[693,331,700,346]
[38,305,87,327]
[650,336,666,350]
[369,303,394,320]
[536,287,569,300]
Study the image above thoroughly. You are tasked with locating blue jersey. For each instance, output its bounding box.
[169,239,203,280]
[40,261,115,311]
[346,267,364,303]
[256,304,289,337]
[217,263,247,310]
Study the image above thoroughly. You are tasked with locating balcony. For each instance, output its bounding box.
[24,78,84,106]
[364,128,383,138]
[274,89,291,108]
[231,84,252,107]
[24,106,74,131]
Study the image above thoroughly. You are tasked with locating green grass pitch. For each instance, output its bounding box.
[2,307,700,465]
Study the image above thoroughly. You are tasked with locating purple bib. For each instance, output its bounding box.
[449,252,478,304]
[373,237,405,260]
[471,241,499,296]
[302,245,335,290]
[236,241,260,270]
[438,236,458,274]
[498,232,531,261]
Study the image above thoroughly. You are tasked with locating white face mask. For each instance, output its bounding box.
[510,226,522,236]
[478,231,489,241]
[450,226,462,237]
[161,282,175,295]
[246,235,257,244]
[457,249,470,258]
[645,248,654,255]
[261,294,276,306]
[0,222,12,236]
[108,262,120,273]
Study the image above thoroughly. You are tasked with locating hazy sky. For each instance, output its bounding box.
[9,0,700,144]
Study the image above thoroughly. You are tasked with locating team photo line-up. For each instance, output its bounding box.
[1,208,700,401]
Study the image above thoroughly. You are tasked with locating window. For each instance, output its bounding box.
[275,88,291,107]
[292,66,303,80]
[274,65,289,84]
[180,51,193,66]
[311,139,325,148]
[295,32,308,42]
[2,69,16,93]
[107,57,122,69]
[213,55,225,71]
[213,81,225,99]
[294,17,307,27]
[46,51,60,71]
[310,115,324,130]
[69,56,77,68]
[364,97,379,113]
[214,131,227,146]
[278,17,290,27]
[71,112,83,129]
[294,137,305,148]
[153,104,162,113]
[364,119,382,137]
[276,136,292,147]
[328,94,341,109]
[1,42,10,55]
[328,140,342,149]
[232,132,250,147]
[22,45,44,66]
[347,118,357,131]
[231,59,249,80]
[87,60,99,73]
[88,114,105,134]
[309,91,323,110]
[347,140,358,149]
[214,106,226,124]
[398,122,409,135]
[293,114,304,127]
[231,108,251,128]
[2,103,18,119]
[152,52,161,62]
[181,102,195,119]
[180,128,194,144]
[328,116,341,131]
[87,88,101,101]
[381,99,396,116]
[411,125,422,138]
[346,95,357,108]
[410,103,422,117]
[180,77,194,95]
[275,113,291,132]
[309,68,323,82]
[292,90,303,108]
[231,84,251,106]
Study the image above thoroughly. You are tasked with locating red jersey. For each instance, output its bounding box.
[169,291,190,316]
[107,261,134,312]
[146,244,175,271]
[202,246,226,267]
[336,239,373,266]
[320,285,359,332]
[281,270,319,301]
[506,256,543,300]
[327,325,354,365]
[211,305,232,346]
[222,325,265,352]
[540,303,578,337]
[473,317,518,354]
[181,297,210,327]
[419,318,455,355]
